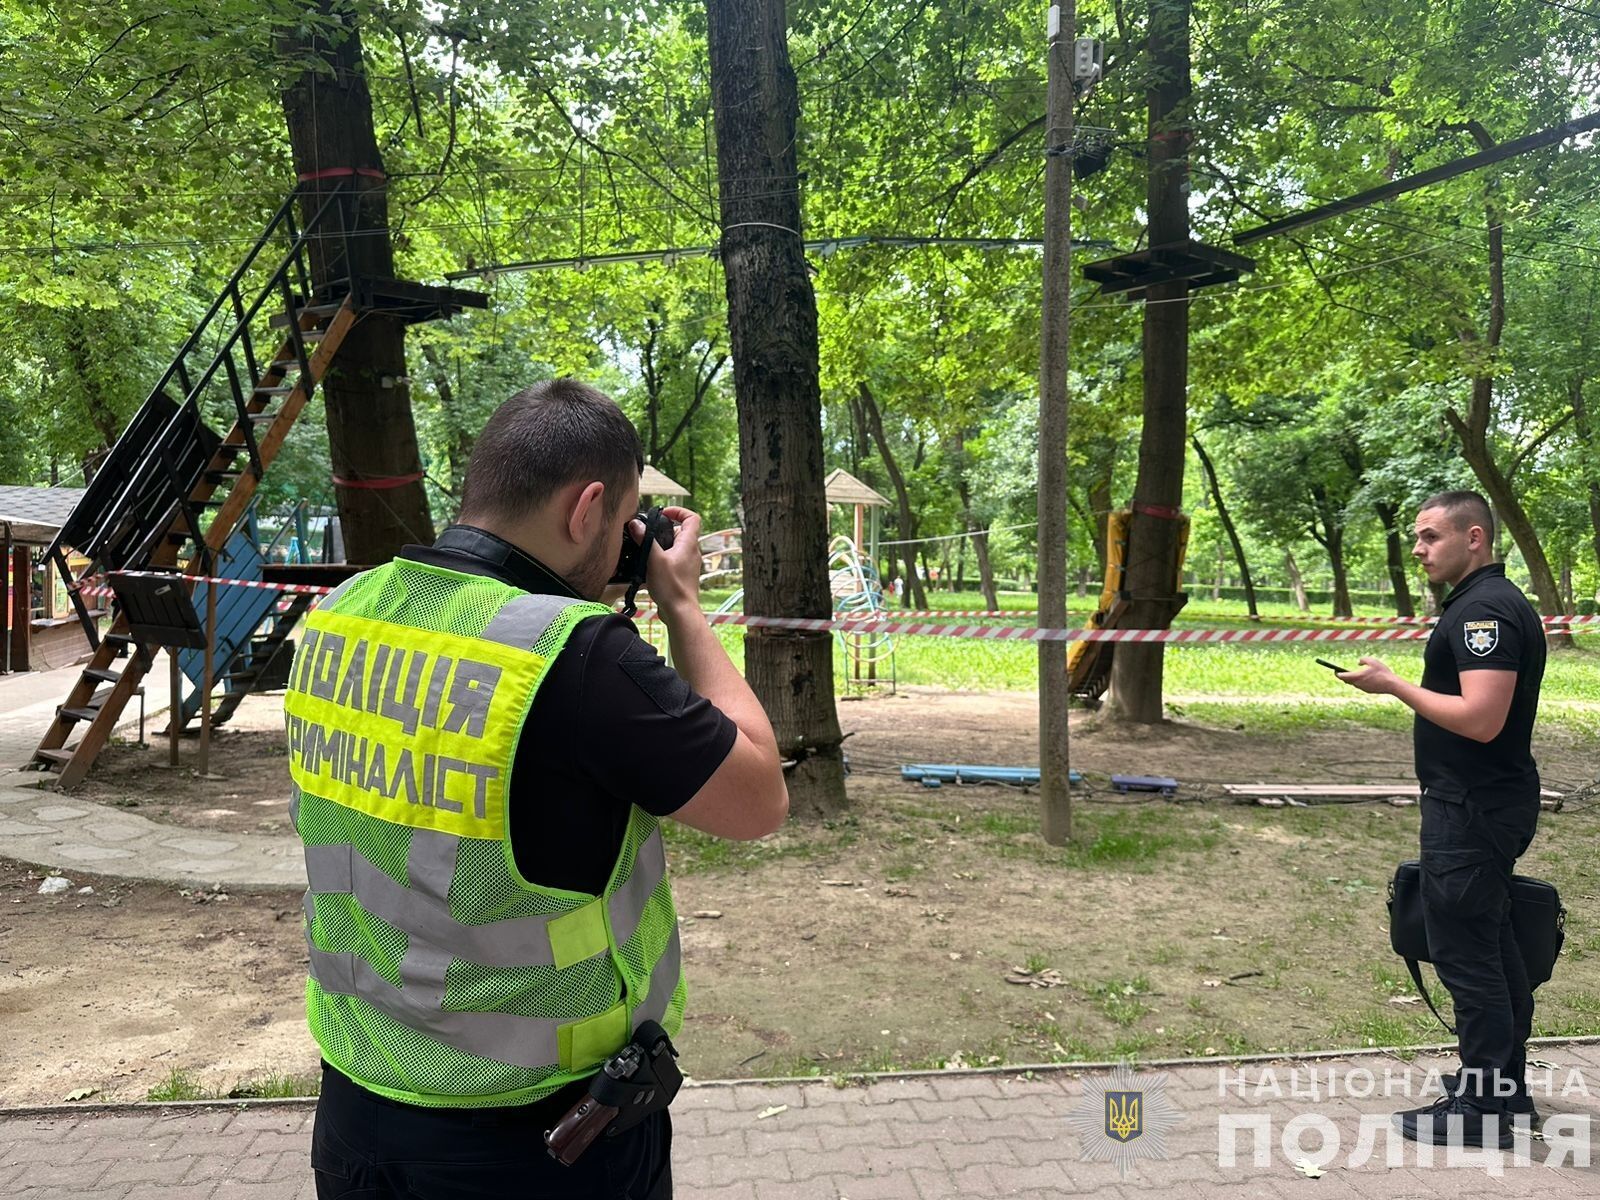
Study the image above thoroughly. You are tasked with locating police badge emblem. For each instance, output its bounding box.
[1069,1061,1183,1177]
[1463,619,1499,657]
[1105,1090,1142,1142]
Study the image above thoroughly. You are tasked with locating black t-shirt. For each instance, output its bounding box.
[1413,563,1545,807]
[400,525,738,891]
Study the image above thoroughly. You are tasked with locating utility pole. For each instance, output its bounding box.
[1038,1,1075,845]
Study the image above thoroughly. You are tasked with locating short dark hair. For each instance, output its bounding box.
[458,378,643,524]
[1420,489,1495,543]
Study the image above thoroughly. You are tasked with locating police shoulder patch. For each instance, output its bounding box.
[1462,619,1500,657]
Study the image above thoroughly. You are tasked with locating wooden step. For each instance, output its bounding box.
[254,385,296,396]
[247,411,282,423]
[35,748,75,766]
[269,304,341,328]
[84,667,121,684]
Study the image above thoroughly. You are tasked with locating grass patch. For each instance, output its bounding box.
[145,1069,320,1102]
[662,816,856,875]
[228,1073,319,1099]
[146,1069,208,1102]
[1090,977,1156,1026]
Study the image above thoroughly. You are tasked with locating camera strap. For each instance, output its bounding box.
[431,525,585,600]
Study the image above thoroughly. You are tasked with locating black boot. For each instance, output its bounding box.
[1439,1071,1539,1119]
[1393,1094,1515,1150]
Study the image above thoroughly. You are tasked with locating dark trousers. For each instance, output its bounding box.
[311,1065,672,1199]
[1419,794,1539,1110]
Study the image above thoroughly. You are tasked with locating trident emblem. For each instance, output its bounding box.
[1105,1091,1143,1143]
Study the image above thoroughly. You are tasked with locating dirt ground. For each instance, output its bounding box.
[3,687,1597,1107]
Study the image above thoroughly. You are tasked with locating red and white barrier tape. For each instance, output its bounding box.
[695,614,1437,643]
[73,572,334,602]
[69,572,1596,643]
[878,609,1039,618]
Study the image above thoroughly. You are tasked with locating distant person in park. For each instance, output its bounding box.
[1336,489,1546,1148]
[282,378,788,1199]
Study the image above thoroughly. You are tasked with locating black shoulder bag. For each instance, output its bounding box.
[1387,860,1567,1032]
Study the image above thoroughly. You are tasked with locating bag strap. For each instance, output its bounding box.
[1406,957,1456,1034]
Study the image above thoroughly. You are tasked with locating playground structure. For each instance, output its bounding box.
[682,468,898,692]
[26,178,485,787]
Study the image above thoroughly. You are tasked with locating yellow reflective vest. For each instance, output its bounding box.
[284,558,685,1108]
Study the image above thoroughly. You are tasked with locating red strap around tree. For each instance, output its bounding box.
[1132,502,1183,520]
[331,471,424,491]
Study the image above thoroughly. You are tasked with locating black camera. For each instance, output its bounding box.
[611,506,675,617]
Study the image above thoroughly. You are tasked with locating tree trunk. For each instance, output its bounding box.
[1571,378,1600,580]
[971,528,999,610]
[1442,122,1565,635]
[706,0,846,816]
[1088,466,1113,574]
[1373,500,1416,617]
[1109,0,1192,723]
[1285,551,1310,612]
[1191,433,1257,617]
[856,382,927,609]
[1424,579,1444,616]
[1325,527,1353,618]
[1306,484,1353,618]
[419,344,474,501]
[280,0,433,564]
[1449,403,1565,624]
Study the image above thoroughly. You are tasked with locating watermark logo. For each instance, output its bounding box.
[1069,1062,1184,1176]
[1106,1089,1142,1142]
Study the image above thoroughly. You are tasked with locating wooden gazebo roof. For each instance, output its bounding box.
[824,468,890,508]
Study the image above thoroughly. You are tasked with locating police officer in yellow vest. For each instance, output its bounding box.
[286,379,789,1198]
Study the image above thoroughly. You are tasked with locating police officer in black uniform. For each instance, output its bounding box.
[1338,490,1546,1149]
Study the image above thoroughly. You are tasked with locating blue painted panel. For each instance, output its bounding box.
[177,531,276,722]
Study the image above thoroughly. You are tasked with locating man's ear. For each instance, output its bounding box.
[566,480,607,544]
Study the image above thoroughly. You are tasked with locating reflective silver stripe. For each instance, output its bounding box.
[408,828,458,904]
[303,842,569,968]
[399,830,460,1007]
[480,593,587,650]
[289,786,300,829]
[313,572,366,613]
[307,947,563,1069]
[608,828,668,949]
[634,924,683,1028]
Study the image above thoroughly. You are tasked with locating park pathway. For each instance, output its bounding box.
[5,1041,1600,1198]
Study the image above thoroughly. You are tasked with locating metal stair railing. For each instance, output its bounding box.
[48,179,359,645]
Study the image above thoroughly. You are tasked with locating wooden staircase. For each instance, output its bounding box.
[32,299,357,787]
[29,178,486,788]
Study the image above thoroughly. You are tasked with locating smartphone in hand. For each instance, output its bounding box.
[1315,658,1351,673]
